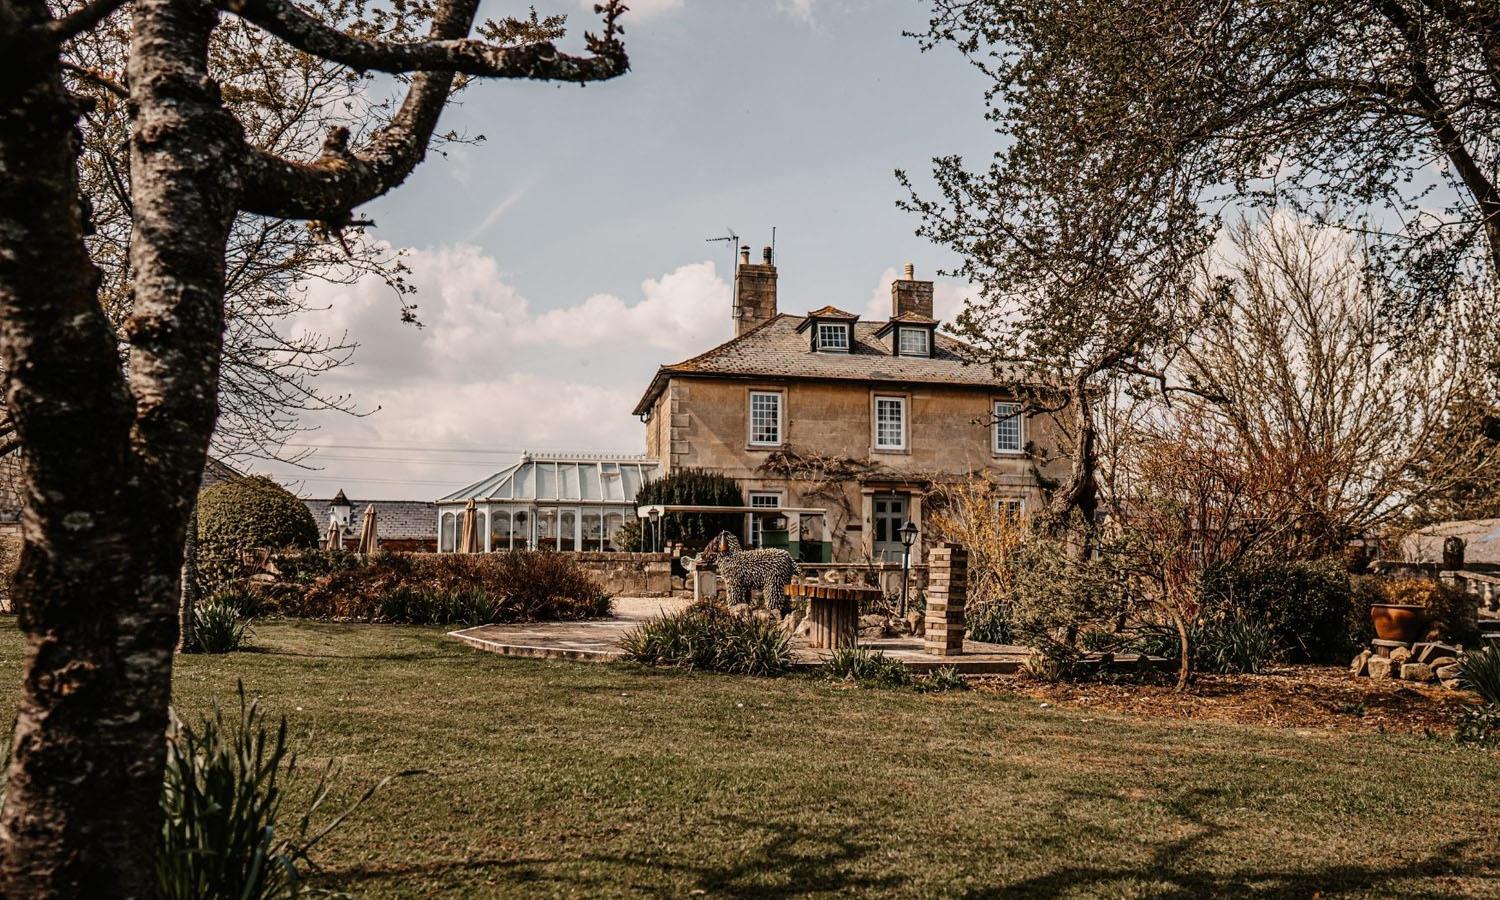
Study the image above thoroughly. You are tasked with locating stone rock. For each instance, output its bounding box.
[905,610,924,637]
[752,608,777,624]
[1366,656,1397,679]
[1419,642,1460,663]
[1350,649,1372,677]
[1441,679,1463,691]
[1399,662,1434,682]
[1427,656,1458,670]
[729,603,752,619]
[795,616,814,638]
[1436,663,1463,682]
[1390,646,1413,664]
[785,609,805,630]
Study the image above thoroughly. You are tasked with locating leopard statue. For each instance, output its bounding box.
[693,531,799,612]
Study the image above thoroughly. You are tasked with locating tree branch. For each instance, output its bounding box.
[236,0,627,223]
[48,0,128,42]
[223,0,627,78]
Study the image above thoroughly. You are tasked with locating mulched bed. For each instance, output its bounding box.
[976,664,1482,736]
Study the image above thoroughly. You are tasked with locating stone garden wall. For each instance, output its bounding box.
[571,551,674,597]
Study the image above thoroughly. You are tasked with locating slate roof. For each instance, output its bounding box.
[304,497,438,540]
[632,313,1022,415]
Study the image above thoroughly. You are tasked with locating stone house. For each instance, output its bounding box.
[632,247,1066,563]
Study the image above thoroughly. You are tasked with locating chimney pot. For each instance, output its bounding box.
[763,246,773,264]
[739,245,750,265]
[903,263,915,280]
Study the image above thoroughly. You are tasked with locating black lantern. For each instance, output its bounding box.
[647,507,661,553]
[898,520,918,616]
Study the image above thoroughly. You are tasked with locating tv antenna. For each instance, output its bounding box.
[705,227,740,277]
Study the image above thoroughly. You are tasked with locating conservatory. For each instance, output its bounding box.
[435,452,660,553]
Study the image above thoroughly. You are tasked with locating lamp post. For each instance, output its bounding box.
[898,520,919,616]
[647,507,661,553]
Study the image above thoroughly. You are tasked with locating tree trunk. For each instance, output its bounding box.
[179,503,199,653]
[0,15,159,894]
[0,0,232,891]
[1048,379,1100,554]
[1173,610,1191,693]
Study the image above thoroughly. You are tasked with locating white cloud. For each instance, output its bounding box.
[264,245,730,498]
[860,266,972,323]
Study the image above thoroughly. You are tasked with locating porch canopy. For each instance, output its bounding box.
[437,452,660,552]
[636,504,829,560]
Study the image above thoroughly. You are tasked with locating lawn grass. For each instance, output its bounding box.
[0,618,1496,897]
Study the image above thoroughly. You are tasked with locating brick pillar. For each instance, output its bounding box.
[924,543,967,656]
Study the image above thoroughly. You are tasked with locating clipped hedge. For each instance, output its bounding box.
[1198,557,1353,662]
[264,550,610,626]
[196,476,317,593]
[628,468,744,550]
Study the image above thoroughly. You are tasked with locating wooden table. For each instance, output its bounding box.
[787,582,883,650]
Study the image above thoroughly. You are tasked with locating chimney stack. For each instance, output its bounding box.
[734,245,778,336]
[891,262,934,319]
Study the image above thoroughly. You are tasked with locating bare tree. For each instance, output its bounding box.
[0,0,627,894]
[1177,215,1500,553]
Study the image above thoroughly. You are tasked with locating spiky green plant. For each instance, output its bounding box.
[192,598,251,654]
[156,685,406,899]
[1459,646,1500,706]
[821,646,913,688]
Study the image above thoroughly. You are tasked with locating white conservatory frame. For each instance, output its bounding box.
[436,452,660,553]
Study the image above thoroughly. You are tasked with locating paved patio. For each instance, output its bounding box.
[448,596,1037,674]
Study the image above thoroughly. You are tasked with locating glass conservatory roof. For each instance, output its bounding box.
[438,452,661,505]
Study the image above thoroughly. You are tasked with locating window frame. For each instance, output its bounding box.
[872,393,908,452]
[993,400,1025,455]
[748,491,784,547]
[816,322,851,352]
[897,326,931,357]
[747,389,784,447]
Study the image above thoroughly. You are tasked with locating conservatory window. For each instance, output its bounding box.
[603,512,625,551]
[490,510,512,551]
[475,513,487,552]
[994,401,1024,454]
[898,327,930,357]
[874,395,906,451]
[536,508,557,550]
[440,513,456,553]
[749,391,782,446]
[559,511,577,552]
[816,322,850,352]
[583,512,604,551]
[513,511,530,549]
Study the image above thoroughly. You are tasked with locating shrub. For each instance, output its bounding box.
[821,646,913,688]
[210,588,261,619]
[157,686,398,899]
[915,666,969,693]
[1455,704,1500,748]
[279,550,611,625]
[1199,557,1352,662]
[965,601,1013,645]
[1459,646,1500,706]
[621,601,791,676]
[196,477,318,594]
[1004,532,1136,670]
[192,599,250,654]
[1189,606,1279,675]
[629,468,744,550]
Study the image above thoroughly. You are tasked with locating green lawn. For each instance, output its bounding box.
[1,619,1496,898]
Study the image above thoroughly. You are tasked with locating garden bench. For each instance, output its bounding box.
[787,582,881,650]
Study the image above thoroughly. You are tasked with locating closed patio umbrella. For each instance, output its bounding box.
[459,499,481,554]
[356,504,379,556]
[326,515,341,551]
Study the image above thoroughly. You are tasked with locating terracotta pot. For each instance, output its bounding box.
[1370,603,1429,643]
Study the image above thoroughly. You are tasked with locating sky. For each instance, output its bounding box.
[256,0,998,501]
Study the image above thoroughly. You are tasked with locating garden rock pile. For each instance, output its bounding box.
[1351,641,1464,690]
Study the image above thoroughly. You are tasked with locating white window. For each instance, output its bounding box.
[997,497,1025,522]
[749,391,782,446]
[994,401,1024,453]
[874,395,906,450]
[749,492,781,547]
[817,322,850,351]
[898,327,930,356]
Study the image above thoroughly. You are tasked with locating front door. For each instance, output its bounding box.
[873,493,908,562]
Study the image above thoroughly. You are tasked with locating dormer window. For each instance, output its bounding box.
[897,327,930,357]
[817,322,850,352]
